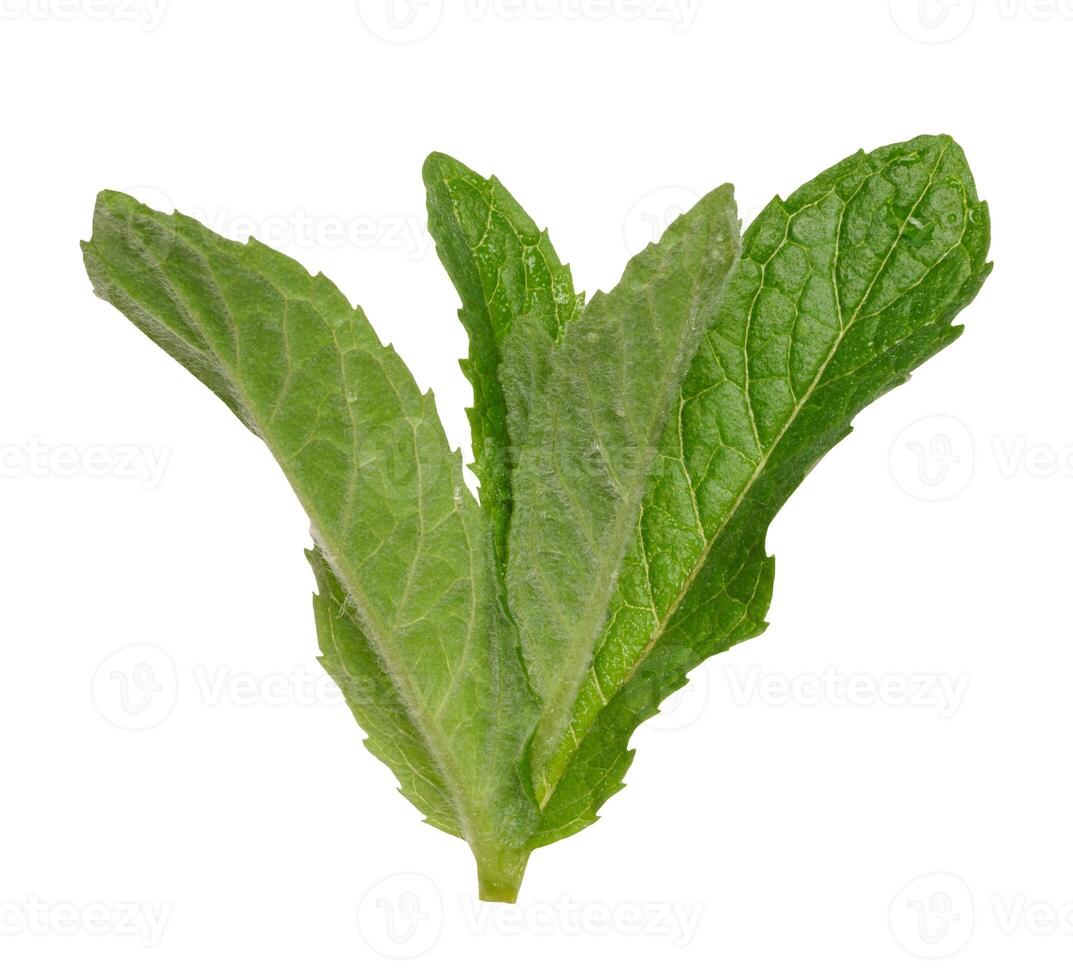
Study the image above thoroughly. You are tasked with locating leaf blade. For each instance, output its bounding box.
[309,547,462,835]
[82,192,540,874]
[424,152,584,567]
[502,185,743,800]
[534,135,992,843]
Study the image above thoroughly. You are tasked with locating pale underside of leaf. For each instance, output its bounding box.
[503,185,742,791]
[309,547,461,835]
[532,135,992,844]
[81,194,540,879]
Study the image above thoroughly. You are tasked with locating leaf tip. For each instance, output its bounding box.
[423,150,474,186]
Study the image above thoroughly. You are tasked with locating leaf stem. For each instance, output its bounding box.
[474,846,530,904]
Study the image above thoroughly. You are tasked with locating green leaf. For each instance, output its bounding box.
[503,185,742,798]
[80,135,992,901]
[81,192,539,900]
[530,134,992,845]
[308,548,462,836]
[424,152,585,568]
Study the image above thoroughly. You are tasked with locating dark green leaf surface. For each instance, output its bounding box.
[532,135,991,844]
[424,153,585,568]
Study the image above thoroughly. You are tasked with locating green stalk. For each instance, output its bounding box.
[474,846,530,904]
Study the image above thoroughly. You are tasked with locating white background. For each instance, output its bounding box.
[1,0,1069,976]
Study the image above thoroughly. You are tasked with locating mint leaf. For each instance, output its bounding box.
[503,185,741,799]
[81,135,991,902]
[530,135,991,844]
[82,192,539,900]
[424,153,584,568]
[308,548,463,836]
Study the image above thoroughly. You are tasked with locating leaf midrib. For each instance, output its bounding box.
[529,256,723,798]
[536,138,960,806]
[95,210,487,851]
